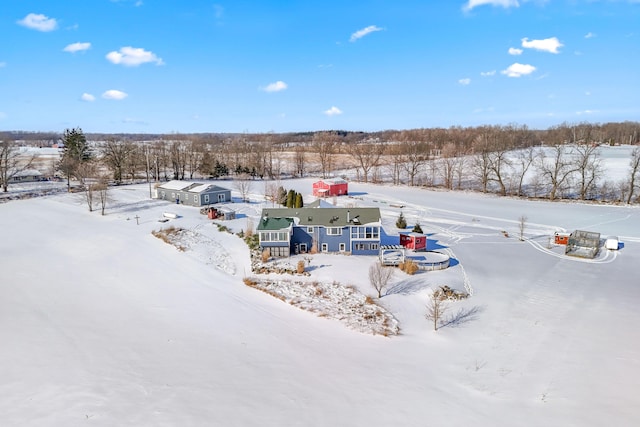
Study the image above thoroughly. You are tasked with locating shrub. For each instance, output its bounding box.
[261,248,271,263]
[412,222,423,234]
[396,212,407,229]
[400,259,418,275]
[297,260,305,274]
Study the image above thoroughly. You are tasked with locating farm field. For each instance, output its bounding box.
[1,178,639,427]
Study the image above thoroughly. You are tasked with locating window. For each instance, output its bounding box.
[307,226,314,233]
[327,227,342,236]
[339,243,346,252]
[354,243,365,251]
[321,243,328,252]
[300,243,308,253]
[161,191,165,198]
[194,195,198,203]
[259,231,289,242]
[204,195,210,203]
[350,226,379,239]
[370,243,379,250]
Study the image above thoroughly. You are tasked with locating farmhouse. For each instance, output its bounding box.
[258,206,381,257]
[155,180,231,207]
[10,169,44,183]
[312,178,348,198]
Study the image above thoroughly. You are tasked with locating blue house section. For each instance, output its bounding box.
[258,207,382,257]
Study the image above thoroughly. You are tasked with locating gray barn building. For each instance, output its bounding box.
[155,180,231,207]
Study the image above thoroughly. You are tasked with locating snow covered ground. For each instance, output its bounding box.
[1,178,639,426]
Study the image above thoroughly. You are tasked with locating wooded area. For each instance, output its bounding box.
[2,121,640,203]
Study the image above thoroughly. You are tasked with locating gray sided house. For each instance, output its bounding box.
[257,206,382,257]
[155,180,231,207]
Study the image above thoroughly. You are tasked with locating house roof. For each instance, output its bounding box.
[188,183,229,194]
[315,178,347,185]
[257,217,294,231]
[158,180,230,193]
[158,180,193,191]
[260,207,380,227]
[306,199,336,208]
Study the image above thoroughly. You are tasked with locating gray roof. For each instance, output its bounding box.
[260,207,381,227]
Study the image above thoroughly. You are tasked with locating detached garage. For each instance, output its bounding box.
[155,180,231,207]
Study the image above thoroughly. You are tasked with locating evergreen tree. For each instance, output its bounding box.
[396,211,407,229]
[286,189,296,207]
[59,127,91,192]
[295,192,304,208]
[412,221,423,234]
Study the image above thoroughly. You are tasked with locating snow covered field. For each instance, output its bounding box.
[1,178,639,426]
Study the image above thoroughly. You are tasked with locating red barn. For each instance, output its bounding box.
[399,232,427,251]
[312,179,348,197]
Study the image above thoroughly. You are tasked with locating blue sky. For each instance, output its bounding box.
[1,0,639,134]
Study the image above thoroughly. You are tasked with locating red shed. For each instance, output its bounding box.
[554,232,569,245]
[399,232,427,251]
[312,179,348,197]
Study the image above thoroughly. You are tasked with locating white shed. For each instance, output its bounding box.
[605,236,619,250]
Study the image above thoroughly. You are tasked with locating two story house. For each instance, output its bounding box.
[257,206,382,257]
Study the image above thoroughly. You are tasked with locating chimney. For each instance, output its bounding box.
[347,210,350,222]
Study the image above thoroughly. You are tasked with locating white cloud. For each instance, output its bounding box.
[501,62,536,77]
[81,93,96,102]
[324,106,343,116]
[262,81,288,93]
[480,70,496,77]
[463,0,519,12]
[577,109,597,116]
[213,4,224,19]
[521,37,563,53]
[585,32,596,39]
[102,90,128,100]
[350,25,383,42]
[508,47,523,55]
[458,78,471,85]
[63,42,91,53]
[106,47,164,66]
[17,13,58,32]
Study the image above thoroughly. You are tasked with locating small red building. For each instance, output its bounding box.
[312,179,348,197]
[554,232,569,245]
[399,232,427,251]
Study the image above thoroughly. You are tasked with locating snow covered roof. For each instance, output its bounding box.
[158,180,193,191]
[158,180,230,193]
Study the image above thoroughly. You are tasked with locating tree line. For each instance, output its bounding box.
[1,121,640,204]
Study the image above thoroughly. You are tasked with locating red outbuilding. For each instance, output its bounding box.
[312,179,348,197]
[399,232,427,251]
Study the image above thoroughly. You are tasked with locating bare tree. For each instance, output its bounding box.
[512,146,536,197]
[96,175,110,215]
[369,261,394,298]
[535,144,577,201]
[293,145,306,177]
[346,139,385,183]
[312,132,336,178]
[518,215,528,241]
[101,139,135,184]
[0,138,36,192]
[573,143,603,200]
[627,147,640,204]
[234,173,252,202]
[425,291,447,331]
